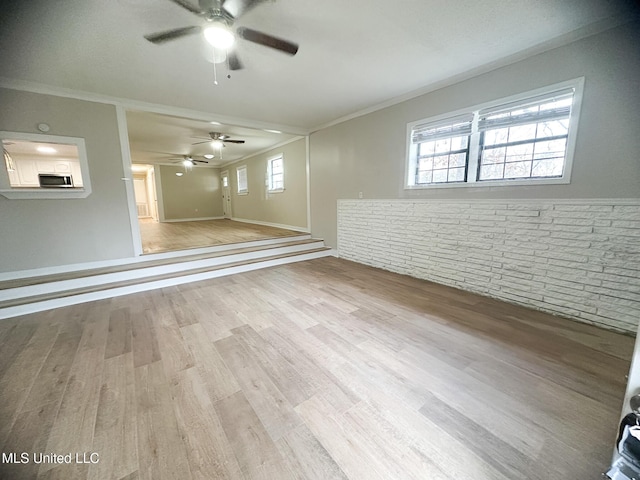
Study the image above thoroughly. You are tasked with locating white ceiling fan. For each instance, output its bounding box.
[144,0,299,71]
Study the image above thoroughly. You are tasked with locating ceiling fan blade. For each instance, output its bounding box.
[169,0,205,15]
[228,50,243,70]
[236,27,298,55]
[222,0,262,19]
[224,139,245,144]
[191,140,211,145]
[144,26,201,44]
[193,159,209,164]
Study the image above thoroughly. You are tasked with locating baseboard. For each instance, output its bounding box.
[162,216,225,223]
[231,217,309,233]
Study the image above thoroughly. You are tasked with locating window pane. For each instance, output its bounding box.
[505,143,533,163]
[450,135,468,151]
[507,124,537,143]
[433,155,448,169]
[481,147,506,164]
[449,152,466,167]
[533,138,567,161]
[271,158,283,174]
[448,167,465,182]
[504,161,531,178]
[417,171,432,184]
[479,163,504,180]
[537,120,568,139]
[419,141,435,156]
[483,128,509,146]
[434,138,451,154]
[432,169,448,183]
[531,158,564,177]
[419,157,433,170]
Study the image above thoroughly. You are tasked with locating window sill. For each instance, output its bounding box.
[237,191,248,196]
[0,187,91,199]
[405,176,570,190]
[267,188,285,194]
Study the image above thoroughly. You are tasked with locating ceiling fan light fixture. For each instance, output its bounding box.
[204,23,235,50]
[203,154,214,159]
[211,139,224,149]
[182,159,194,167]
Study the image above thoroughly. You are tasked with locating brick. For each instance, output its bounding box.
[337,199,640,333]
[553,204,614,212]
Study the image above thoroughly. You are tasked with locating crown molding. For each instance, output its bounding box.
[0,77,308,136]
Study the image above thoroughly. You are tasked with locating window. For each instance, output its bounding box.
[0,131,92,199]
[409,114,472,185]
[405,78,583,189]
[236,165,247,194]
[267,154,284,192]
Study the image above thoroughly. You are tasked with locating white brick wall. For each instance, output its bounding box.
[337,199,640,333]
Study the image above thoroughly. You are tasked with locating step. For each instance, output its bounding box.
[0,240,332,320]
[0,234,313,290]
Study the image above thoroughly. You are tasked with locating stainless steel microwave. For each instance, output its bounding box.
[38,174,74,188]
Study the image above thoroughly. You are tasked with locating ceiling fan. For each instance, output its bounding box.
[169,154,210,166]
[144,0,299,71]
[192,132,246,146]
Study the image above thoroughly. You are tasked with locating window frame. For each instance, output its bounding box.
[236,165,248,195]
[404,77,584,190]
[0,131,92,199]
[267,153,285,193]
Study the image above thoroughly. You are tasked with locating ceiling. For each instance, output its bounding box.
[126,110,298,167]
[0,0,635,134]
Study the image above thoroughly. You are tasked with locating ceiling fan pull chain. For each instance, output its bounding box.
[212,50,219,85]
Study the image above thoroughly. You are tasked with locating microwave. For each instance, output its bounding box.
[38,174,74,188]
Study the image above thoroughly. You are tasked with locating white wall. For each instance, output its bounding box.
[158,165,223,220]
[310,23,640,249]
[0,88,135,272]
[226,138,308,230]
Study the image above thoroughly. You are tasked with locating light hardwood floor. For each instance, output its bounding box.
[139,219,303,254]
[0,257,634,479]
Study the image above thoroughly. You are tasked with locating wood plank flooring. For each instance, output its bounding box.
[0,257,634,480]
[139,219,302,254]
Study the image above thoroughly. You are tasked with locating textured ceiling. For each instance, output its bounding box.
[0,0,635,132]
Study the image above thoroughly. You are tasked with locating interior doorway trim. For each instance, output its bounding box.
[116,105,143,256]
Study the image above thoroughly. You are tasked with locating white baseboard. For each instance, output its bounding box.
[231,217,309,233]
[162,216,225,223]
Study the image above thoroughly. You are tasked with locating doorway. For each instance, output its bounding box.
[132,164,158,222]
[221,170,231,219]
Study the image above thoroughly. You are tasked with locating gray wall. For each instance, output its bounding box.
[227,138,308,230]
[0,88,135,272]
[310,23,640,248]
[158,165,223,220]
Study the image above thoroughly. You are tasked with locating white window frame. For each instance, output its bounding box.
[236,165,248,195]
[0,131,92,199]
[404,77,584,190]
[267,153,285,193]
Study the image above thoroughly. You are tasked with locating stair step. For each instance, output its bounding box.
[0,236,316,291]
[0,247,332,310]
[0,234,333,320]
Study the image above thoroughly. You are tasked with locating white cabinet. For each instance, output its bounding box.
[70,161,83,187]
[16,160,39,186]
[10,158,82,187]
